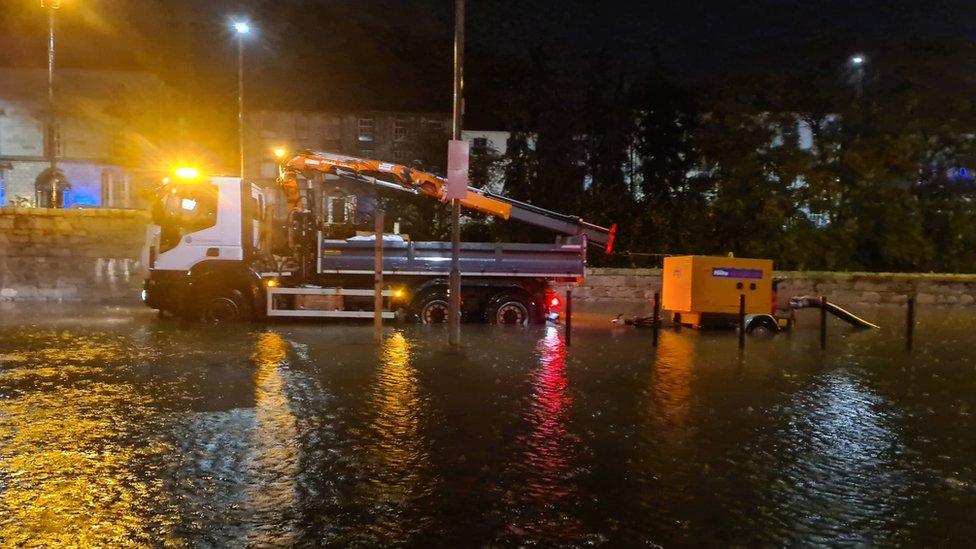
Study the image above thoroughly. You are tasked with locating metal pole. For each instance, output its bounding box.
[448,0,465,347]
[906,295,915,351]
[652,292,660,347]
[374,206,384,339]
[819,295,827,350]
[46,3,58,208]
[237,33,245,179]
[738,294,746,350]
[565,289,572,346]
[47,4,55,171]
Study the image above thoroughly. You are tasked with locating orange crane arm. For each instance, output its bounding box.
[276,151,512,219]
[275,150,617,253]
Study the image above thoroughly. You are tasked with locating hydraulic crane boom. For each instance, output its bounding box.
[277,151,617,252]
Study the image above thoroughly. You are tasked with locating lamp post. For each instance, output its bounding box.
[41,0,62,207]
[234,21,250,179]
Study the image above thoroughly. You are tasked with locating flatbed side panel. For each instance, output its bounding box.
[319,239,586,278]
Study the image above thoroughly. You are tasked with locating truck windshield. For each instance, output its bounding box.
[153,182,219,253]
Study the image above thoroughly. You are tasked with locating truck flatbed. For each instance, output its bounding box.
[317,237,585,279]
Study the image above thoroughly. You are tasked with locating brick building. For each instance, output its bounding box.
[0,68,171,208]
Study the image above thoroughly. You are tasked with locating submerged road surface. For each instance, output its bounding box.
[0,302,974,545]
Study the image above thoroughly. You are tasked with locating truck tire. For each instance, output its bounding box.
[413,290,450,324]
[199,290,251,323]
[487,291,533,325]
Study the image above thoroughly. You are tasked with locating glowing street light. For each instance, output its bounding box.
[272,146,287,159]
[850,54,865,65]
[234,21,251,35]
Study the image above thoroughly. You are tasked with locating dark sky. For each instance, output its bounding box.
[1,0,974,126]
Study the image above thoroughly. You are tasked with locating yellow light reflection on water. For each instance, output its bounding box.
[651,330,694,429]
[245,331,300,546]
[0,333,174,545]
[365,331,431,528]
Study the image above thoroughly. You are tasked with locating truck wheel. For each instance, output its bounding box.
[200,291,250,323]
[414,291,449,324]
[488,292,532,325]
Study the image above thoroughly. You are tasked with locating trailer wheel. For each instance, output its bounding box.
[747,316,778,336]
[199,291,250,323]
[414,291,450,324]
[488,292,532,325]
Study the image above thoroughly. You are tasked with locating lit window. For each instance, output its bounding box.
[358,117,374,142]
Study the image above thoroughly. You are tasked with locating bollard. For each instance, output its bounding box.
[738,294,746,349]
[652,292,661,347]
[565,289,573,346]
[906,295,915,351]
[819,295,827,350]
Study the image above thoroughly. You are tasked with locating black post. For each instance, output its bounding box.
[819,295,827,350]
[738,294,746,349]
[652,292,660,347]
[565,289,573,346]
[906,296,915,351]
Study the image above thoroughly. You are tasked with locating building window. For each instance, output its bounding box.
[393,148,410,161]
[101,171,132,208]
[358,117,374,142]
[425,119,445,132]
[472,137,488,150]
[394,117,408,141]
[325,193,357,224]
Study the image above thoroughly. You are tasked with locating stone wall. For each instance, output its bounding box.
[557,268,976,308]
[0,207,149,302]
[3,209,976,307]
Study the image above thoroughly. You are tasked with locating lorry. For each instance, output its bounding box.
[143,151,616,324]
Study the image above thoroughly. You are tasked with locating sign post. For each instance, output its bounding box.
[448,0,465,347]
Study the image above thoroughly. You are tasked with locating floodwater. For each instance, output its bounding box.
[0,302,974,546]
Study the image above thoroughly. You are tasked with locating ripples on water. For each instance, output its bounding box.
[0,304,975,545]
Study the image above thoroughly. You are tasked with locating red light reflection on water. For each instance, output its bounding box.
[507,326,579,541]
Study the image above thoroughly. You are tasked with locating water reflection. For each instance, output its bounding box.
[508,326,579,541]
[244,331,301,545]
[362,331,432,539]
[0,332,171,545]
[651,330,694,430]
[757,370,908,545]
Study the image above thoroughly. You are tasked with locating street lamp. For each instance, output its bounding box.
[848,53,867,97]
[41,0,65,208]
[272,146,287,160]
[233,20,251,179]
